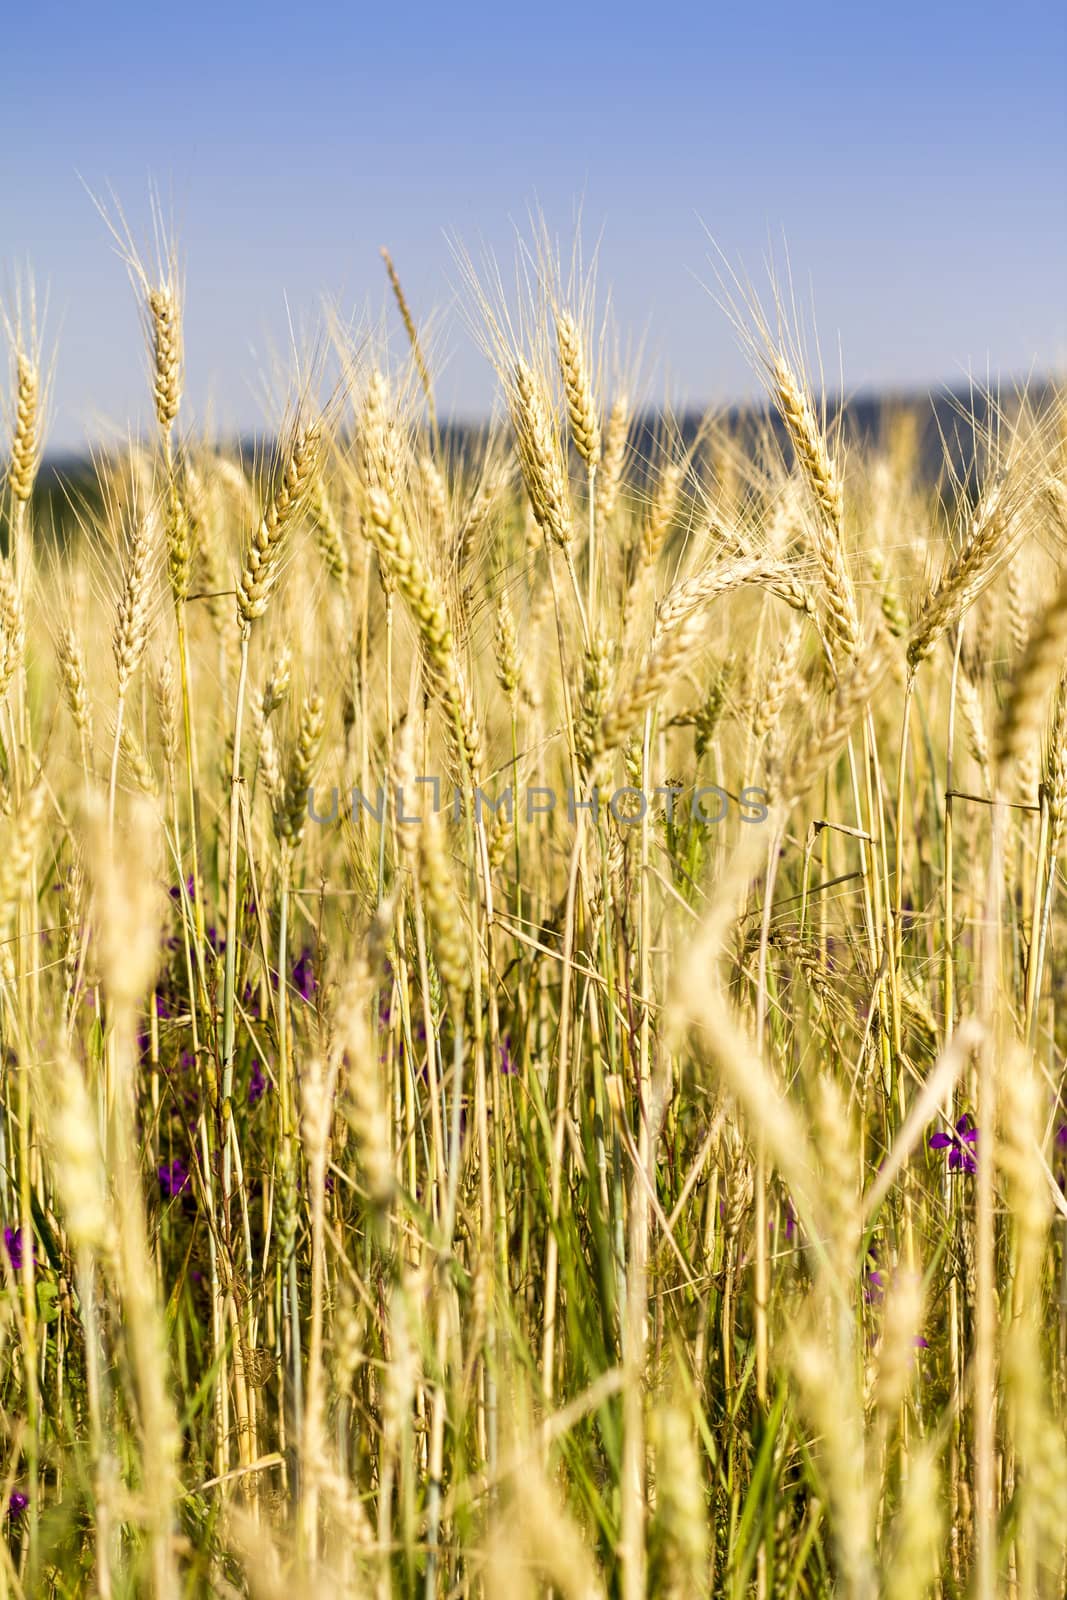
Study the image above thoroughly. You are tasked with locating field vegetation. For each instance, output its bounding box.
[0,227,1065,1597]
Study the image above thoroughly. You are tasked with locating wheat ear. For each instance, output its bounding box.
[236,422,322,630]
[555,310,601,468]
[0,557,25,704]
[510,357,573,549]
[595,392,629,525]
[147,283,182,432]
[908,475,1020,669]
[113,516,154,697]
[996,562,1067,772]
[9,352,39,504]
[770,633,893,806]
[419,809,470,1015]
[773,356,843,533]
[276,690,325,850]
[308,469,349,585]
[365,487,483,783]
[599,558,771,754]
[773,359,860,658]
[358,370,402,502]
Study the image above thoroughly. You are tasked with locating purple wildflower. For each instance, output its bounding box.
[292,947,316,1002]
[158,1159,190,1199]
[249,1059,267,1107]
[863,1244,885,1305]
[6,1490,28,1523]
[499,1034,516,1076]
[3,1227,32,1274]
[930,1113,978,1174]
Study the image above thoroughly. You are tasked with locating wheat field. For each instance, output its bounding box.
[0,232,1065,1599]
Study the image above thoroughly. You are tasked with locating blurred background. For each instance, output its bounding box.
[2,0,1064,454]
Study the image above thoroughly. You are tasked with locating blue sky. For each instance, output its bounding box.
[2,0,1064,450]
